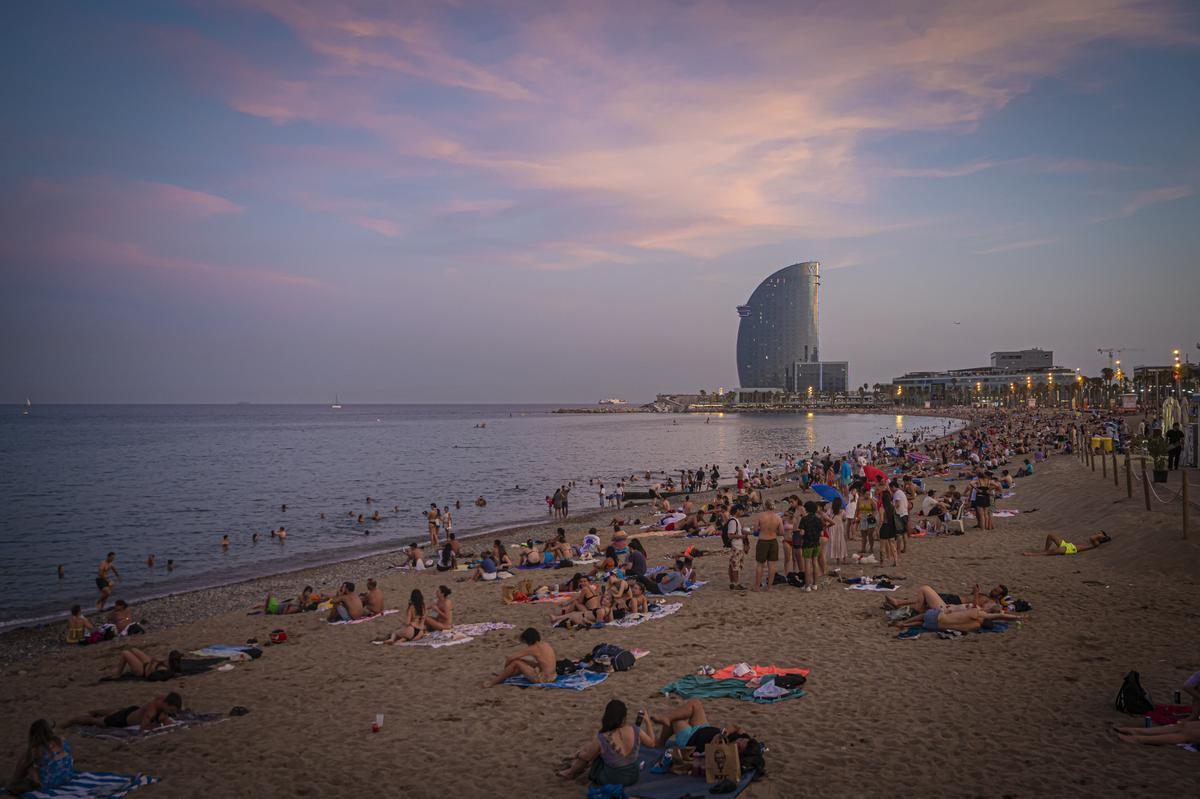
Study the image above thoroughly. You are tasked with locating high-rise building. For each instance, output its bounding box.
[736,262,820,389]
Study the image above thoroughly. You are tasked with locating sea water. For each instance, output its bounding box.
[0,404,963,626]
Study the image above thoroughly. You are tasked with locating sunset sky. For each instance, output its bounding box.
[2,0,1198,403]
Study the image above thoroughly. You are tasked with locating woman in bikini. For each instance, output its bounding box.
[381,590,426,644]
[550,579,602,626]
[115,648,169,680]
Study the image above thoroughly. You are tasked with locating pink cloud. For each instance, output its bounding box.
[28,177,242,222]
[158,1,1198,261]
[1110,185,1194,219]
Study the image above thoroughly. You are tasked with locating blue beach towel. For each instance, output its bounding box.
[10,772,159,798]
[504,670,609,690]
[631,748,758,798]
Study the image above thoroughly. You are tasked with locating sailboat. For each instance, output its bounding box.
[331,394,342,410]
[22,398,30,416]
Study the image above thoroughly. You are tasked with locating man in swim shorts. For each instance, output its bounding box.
[96,552,119,611]
[482,627,557,687]
[66,693,182,733]
[753,500,781,592]
[1022,532,1110,556]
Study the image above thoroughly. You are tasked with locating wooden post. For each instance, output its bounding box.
[1125,452,1133,499]
[1091,446,1096,472]
[1141,460,1151,511]
[1184,470,1190,541]
[1102,449,1107,479]
[1112,450,1119,487]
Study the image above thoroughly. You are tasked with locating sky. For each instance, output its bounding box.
[1,0,1198,404]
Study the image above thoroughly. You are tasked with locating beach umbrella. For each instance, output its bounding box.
[883,447,898,456]
[863,464,888,484]
[811,483,845,503]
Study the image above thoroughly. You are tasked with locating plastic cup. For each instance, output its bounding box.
[372,713,384,733]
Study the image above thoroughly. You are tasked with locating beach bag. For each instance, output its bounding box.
[612,650,636,672]
[705,740,741,784]
[774,673,807,690]
[1114,670,1153,714]
[668,746,696,775]
[721,518,739,549]
[555,658,578,676]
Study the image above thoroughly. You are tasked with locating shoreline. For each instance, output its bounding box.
[2,405,974,657]
[0,410,972,662]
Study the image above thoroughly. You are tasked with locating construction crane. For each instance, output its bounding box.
[1097,347,1142,370]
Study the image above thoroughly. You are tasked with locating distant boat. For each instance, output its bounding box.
[598,398,628,405]
[23,397,31,416]
[331,394,342,410]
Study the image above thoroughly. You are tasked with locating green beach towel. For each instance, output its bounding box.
[660,675,805,704]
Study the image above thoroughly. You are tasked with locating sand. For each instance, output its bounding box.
[2,445,1198,798]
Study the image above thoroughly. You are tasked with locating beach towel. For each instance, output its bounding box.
[391,622,515,648]
[11,771,159,798]
[187,645,261,661]
[610,603,683,628]
[845,583,898,592]
[660,675,804,704]
[326,609,399,625]
[710,664,810,681]
[659,581,706,598]
[1148,704,1193,726]
[504,670,609,690]
[73,712,225,741]
[627,748,757,799]
[992,510,1019,518]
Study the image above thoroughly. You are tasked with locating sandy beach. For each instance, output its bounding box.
[2,444,1198,798]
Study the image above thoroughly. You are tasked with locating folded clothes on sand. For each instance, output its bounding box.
[73,711,225,741]
[13,771,160,798]
[660,675,805,704]
[610,603,683,628]
[626,748,758,799]
[503,671,609,690]
[846,583,898,592]
[326,609,399,625]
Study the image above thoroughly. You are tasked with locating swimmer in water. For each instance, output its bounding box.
[146,555,155,568]
[57,564,64,579]
[277,527,287,541]
[319,512,326,520]
[221,535,229,548]
[252,532,258,544]
[281,504,287,513]
[475,496,487,507]
[167,559,175,572]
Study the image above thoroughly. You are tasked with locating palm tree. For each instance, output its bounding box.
[1101,367,1114,387]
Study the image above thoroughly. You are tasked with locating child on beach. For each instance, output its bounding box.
[797,501,823,591]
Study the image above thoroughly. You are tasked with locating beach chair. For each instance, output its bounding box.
[945,503,967,534]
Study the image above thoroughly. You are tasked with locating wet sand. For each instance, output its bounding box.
[2,451,1197,797]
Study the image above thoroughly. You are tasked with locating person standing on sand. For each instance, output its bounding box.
[725,505,748,590]
[891,480,910,554]
[95,552,119,611]
[752,500,781,592]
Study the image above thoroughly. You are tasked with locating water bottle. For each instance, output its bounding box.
[1143,715,1152,728]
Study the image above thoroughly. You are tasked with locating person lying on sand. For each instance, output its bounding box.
[556,699,656,784]
[362,579,385,615]
[327,582,365,622]
[379,590,425,643]
[1114,719,1200,746]
[65,692,182,733]
[1022,532,1110,556]
[424,585,454,631]
[895,606,1024,633]
[482,627,556,687]
[263,586,317,615]
[884,584,1007,614]
[649,698,753,755]
[115,648,170,681]
[550,577,602,625]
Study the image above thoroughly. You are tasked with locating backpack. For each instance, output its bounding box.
[612,649,636,672]
[721,518,739,549]
[1114,670,1153,715]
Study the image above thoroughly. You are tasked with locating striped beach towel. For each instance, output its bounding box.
[16,771,159,798]
[390,622,515,648]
